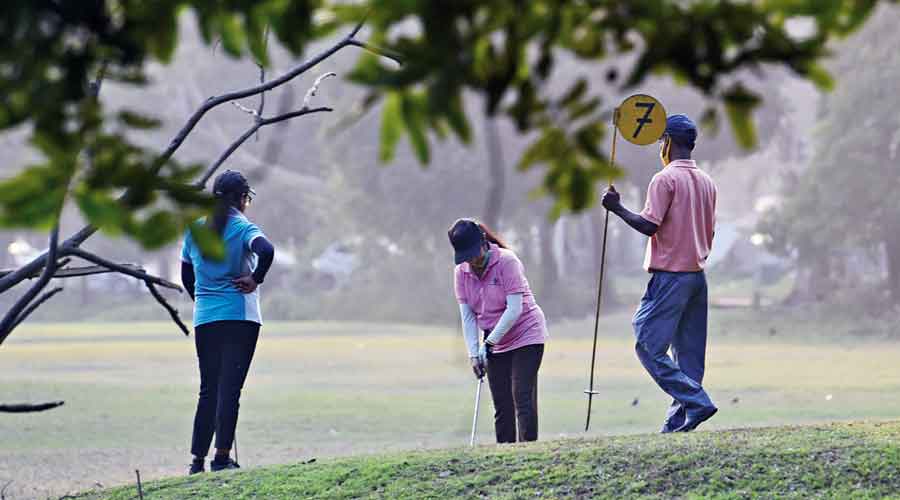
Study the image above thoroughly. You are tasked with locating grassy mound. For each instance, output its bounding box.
[74,420,900,499]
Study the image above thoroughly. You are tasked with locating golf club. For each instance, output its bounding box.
[470,376,484,447]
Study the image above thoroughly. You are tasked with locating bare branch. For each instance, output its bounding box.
[1,479,11,500]
[153,23,373,179]
[66,248,182,291]
[262,107,333,126]
[0,16,402,296]
[0,401,64,413]
[197,106,332,188]
[0,226,59,345]
[350,12,369,38]
[232,100,260,117]
[257,24,271,122]
[10,287,63,332]
[303,72,337,108]
[53,264,143,279]
[146,282,190,336]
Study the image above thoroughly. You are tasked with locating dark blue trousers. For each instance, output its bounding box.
[632,271,715,431]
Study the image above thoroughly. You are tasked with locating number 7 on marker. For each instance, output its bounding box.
[633,102,655,139]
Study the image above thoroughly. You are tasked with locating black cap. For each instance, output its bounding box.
[212,170,255,198]
[448,219,485,265]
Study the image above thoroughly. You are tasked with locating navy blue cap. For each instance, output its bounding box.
[448,219,485,265]
[212,170,255,198]
[665,114,698,149]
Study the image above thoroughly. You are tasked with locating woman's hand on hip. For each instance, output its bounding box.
[232,275,258,294]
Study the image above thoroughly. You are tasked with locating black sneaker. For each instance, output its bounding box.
[189,459,205,475]
[210,457,240,472]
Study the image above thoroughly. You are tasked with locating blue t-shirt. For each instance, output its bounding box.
[181,208,265,327]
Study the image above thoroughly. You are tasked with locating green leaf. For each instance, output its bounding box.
[245,12,270,67]
[445,96,472,143]
[0,165,70,228]
[189,221,226,261]
[379,93,403,163]
[146,9,180,63]
[518,128,566,171]
[560,79,588,109]
[699,107,720,136]
[132,211,179,249]
[74,189,130,235]
[723,86,761,149]
[804,62,835,92]
[402,94,430,164]
[574,121,605,161]
[218,13,246,57]
[118,110,161,130]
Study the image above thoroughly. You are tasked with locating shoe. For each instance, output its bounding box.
[189,459,205,475]
[210,457,241,471]
[674,406,718,433]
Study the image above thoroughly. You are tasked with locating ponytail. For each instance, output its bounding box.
[478,223,508,249]
[207,192,242,235]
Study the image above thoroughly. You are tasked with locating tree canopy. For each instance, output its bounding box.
[758,7,900,302]
[0,0,893,246]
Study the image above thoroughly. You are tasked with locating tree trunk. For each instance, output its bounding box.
[482,113,505,230]
[884,233,900,304]
[785,249,831,305]
[539,217,558,300]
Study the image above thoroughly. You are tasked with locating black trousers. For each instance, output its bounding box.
[486,343,544,443]
[191,320,260,458]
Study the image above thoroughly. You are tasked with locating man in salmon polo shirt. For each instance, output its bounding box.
[601,114,718,433]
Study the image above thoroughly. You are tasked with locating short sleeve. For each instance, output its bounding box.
[242,222,265,251]
[499,253,528,295]
[454,266,467,304]
[640,174,674,226]
[181,230,193,264]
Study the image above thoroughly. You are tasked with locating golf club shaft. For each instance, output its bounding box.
[470,377,483,447]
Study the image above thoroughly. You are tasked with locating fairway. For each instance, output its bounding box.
[2,312,900,498]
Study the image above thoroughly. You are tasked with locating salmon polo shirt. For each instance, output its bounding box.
[640,159,717,273]
[454,245,547,354]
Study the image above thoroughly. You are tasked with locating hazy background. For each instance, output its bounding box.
[2,5,899,499]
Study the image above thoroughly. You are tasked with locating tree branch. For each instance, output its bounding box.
[66,248,182,291]
[0,227,59,345]
[0,401,64,413]
[303,72,337,108]
[52,264,143,279]
[153,22,378,178]
[197,106,332,188]
[0,17,402,296]
[145,282,189,336]
[232,100,260,118]
[10,287,63,332]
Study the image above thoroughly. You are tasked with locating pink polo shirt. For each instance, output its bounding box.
[454,245,547,354]
[640,159,717,272]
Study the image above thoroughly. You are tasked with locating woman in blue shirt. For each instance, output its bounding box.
[181,170,274,474]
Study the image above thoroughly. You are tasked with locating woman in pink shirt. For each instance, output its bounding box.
[448,218,548,443]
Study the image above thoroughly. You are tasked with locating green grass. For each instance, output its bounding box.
[74,420,900,499]
[2,311,899,498]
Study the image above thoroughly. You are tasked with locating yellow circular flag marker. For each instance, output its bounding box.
[615,94,667,146]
